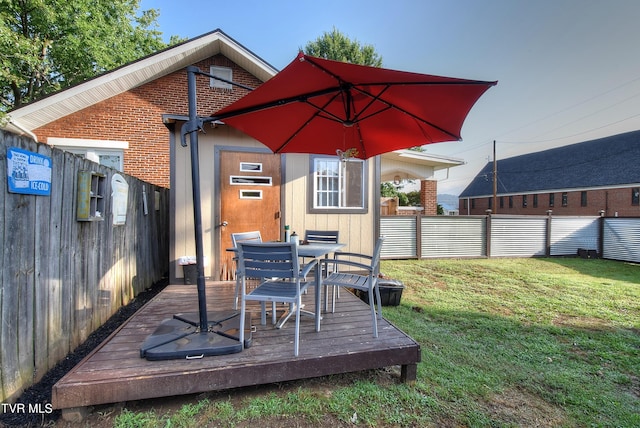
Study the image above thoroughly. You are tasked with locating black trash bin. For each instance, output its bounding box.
[182,264,198,285]
[357,278,404,306]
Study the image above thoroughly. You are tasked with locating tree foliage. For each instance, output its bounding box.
[302,27,382,67]
[0,0,168,113]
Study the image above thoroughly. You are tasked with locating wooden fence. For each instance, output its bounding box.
[0,131,170,403]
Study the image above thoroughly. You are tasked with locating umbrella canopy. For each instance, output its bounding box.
[213,52,497,159]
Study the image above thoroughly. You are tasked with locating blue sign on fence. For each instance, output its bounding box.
[6,147,52,196]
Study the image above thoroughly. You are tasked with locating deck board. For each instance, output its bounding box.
[52,281,421,410]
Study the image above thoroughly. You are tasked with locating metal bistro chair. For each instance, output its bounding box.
[319,237,385,337]
[231,231,262,309]
[237,242,317,356]
[304,230,340,306]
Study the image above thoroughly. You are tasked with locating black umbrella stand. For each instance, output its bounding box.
[140,67,254,360]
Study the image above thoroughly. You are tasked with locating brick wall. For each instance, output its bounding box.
[459,187,640,217]
[33,55,262,188]
[420,179,438,215]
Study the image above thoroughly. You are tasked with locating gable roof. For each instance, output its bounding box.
[5,29,278,136]
[460,130,640,198]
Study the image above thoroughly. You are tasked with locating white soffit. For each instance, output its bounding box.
[8,30,277,131]
[381,149,465,169]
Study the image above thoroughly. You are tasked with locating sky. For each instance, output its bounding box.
[140,0,640,195]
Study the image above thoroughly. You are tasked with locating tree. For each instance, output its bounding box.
[301,27,382,67]
[0,0,168,114]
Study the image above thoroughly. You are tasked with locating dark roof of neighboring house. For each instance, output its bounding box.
[459,130,640,198]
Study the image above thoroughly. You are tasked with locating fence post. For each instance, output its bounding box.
[485,210,492,258]
[598,210,605,257]
[545,210,553,256]
[415,214,422,259]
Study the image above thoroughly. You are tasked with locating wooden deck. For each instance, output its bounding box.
[52,281,421,415]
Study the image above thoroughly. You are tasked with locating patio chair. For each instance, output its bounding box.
[304,230,340,244]
[319,237,385,337]
[303,229,341,304]
[236,242,317,356]
[231,231,262,309]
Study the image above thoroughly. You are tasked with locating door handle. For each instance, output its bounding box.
[217,220,228,228]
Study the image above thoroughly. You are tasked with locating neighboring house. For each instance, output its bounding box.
[5,29,465,282]
[459,130,640,217]
[380,150,464,215]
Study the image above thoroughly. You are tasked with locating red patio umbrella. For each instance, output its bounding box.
[213,52,497,159]
[141,55,496,361]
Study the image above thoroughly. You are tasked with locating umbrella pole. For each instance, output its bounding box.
[139,66,252,360]
[186,66,209,331]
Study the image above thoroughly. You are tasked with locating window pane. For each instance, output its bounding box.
[312,157,365,210]
[98,154,121,171]
[344,161,363,207]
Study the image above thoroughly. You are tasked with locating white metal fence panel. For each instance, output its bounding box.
[380,216,417,258]
[381,214,639,263]
[550,217,600,256]
[421,216,486,258]
[602,218,640,263]
[491,216,547,257]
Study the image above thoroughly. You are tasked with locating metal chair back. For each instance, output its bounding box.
[304,230,339,244]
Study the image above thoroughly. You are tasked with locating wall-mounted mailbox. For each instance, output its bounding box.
[77,170,106,221]
[111,174,128,225]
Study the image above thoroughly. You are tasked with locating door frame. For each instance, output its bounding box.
[213,145,286,279]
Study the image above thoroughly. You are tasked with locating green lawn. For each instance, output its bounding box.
[112,258,640,427]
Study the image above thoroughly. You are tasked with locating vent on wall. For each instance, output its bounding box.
[210,66,232,90]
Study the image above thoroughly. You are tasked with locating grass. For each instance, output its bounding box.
[111,258,640,427]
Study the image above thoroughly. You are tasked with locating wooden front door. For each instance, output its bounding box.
[218,150,281,279]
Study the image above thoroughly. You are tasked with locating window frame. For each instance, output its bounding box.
[209,66,233,90]
[632,188,639,206]
[308,155,368,214]
[47,137,126,171]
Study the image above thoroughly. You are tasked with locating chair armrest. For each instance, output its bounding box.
[334,251,373,261]
[300,259,318,278]
[319,258,372,273]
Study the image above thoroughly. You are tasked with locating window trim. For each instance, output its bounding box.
[47,137,126,171]
[308,155,368,214]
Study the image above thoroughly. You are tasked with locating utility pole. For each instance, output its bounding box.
[493,140,497,213]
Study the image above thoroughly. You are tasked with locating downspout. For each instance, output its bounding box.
[8,118,38,142]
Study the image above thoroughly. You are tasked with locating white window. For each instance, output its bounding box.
[47,137,127,171]
[310,156,367,213]
[210,66,233,90]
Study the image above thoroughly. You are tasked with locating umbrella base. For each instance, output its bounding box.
[140,311,251,361]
